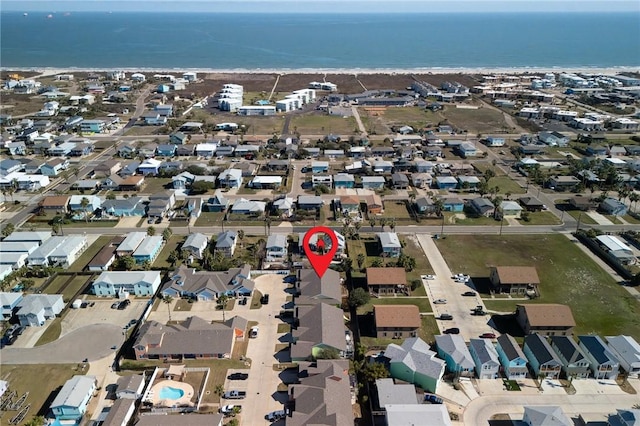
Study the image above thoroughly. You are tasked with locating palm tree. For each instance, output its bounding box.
[369,217,377,230]
[341,257,353,273]
[237,230,245,248]
[80,197,91,223]
[162,295,173,321]
[356,253,366,270]
[217,294,229,321]
[379,218,387,231]
[162,227,173,241]
[52,215,64,236]
[1,223,15,238]
[168,250,179,267]
[389,218,396,232]
[629,192,640,213]
[147,226,156,236]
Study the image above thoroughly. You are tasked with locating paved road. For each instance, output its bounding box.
[0,324,123,364]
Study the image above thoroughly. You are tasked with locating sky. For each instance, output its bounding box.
[4,0,640,13]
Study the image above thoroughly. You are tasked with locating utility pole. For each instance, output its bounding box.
[575,212,582,233]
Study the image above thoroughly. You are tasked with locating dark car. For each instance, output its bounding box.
[424,393,443,404]
[444,328,460,334]
[227,372,249,380]
[261,294,270,305]
[462,291,476,297]
[111,302,120,309]
[480,332,496,339]
[283,275,297,284]
[128,319,138,326]
[439,313,453,320]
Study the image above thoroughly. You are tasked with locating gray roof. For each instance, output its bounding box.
[297,195,323,205]
[469,338,500,365]
[50,375,96,410]
[183,233,209,251]
[362,176,386,183]
[435,334,475,369]
[215,231,237,249]
[334,173,355,182]
[115,374,144,394]
[3,231,52,244]
[550,335,587,364]
[391,173,409,183]
[102,398,136,426]
[578,335,618,364]
[377,232,401,248]
[292,303,346,359]
[266,234,287,249]
[384,337,445,379]
[118,232,147,253]
[497,334,526,362]
[231,198,266,213]
[17,294,63,315]
[133,236,163,257]
[0,241,39,253]
[523,406,572,426]
[102,196,144,211]
[606,335,640,367]
[524,333,562,365]
[134,414,224,426]
[375,378,419,407]
[163,264,254,296]
[28,236,67,262]
[385,405,451,426]
[296,268,342,303]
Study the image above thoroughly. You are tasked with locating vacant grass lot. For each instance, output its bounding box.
[69,236,113,272]
[381,201,414,222]
[194,212,225,227]
[487,176,526,195]
[140,178,172,194]
[521,212,562,226]
[289,114,358,135]
[153,235,185,269]
[440,106,509,134]
[1,363,83,422]
[435,234,640,339]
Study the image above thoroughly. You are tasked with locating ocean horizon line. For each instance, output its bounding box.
[4,66,639,76]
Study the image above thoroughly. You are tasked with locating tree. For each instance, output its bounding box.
[369,217,377,229]
[217,294,229,321]
[361,362,389,383]
[214,384,224,397]
[168,250,179,267]
[80,196,91,223]
[348,287,370,308]
[237,230,245,248]
[371,258,383,267]
[341,257,353,273]
[117,255,136,271]
[147,226,156,236]
[389,218,396,232]
[379,218,387,230]
[162,227,173,241]
[52,215,65,236]
[162,295,173,321]
[356,253,366,270]
[191,180,215,194]
[315,347,340,359]
[629,192,640,213]
[23,416,46,426]
[397,254,416,272]
[1,223,15,238]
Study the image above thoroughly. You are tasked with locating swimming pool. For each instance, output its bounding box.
[159,386,184,400]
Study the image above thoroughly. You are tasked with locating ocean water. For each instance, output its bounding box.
[1,12,639,70]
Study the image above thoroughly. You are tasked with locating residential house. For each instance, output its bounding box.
[569,196,597,211]
[324,149,345,159]
[230,198,266,216]
[183,197,202,219]
[364,194,384,214]
[606,335,640,378]
[204,192,229,212]
[436,334,476,377]
[133,315,246,360]
[490,266,540,296]
[3,231,52,245]
[273,196,295,218]
[484,136,506,147]
[195,143,218,158]
[16,294,64,327]
[297,195,323,210]
[23,159,44,174]
[147,191,176,219]
[298,231,346,260]
[362,176,386,190]
[443,198,465,212]
[69,143,93,157]
[470,197,494,217]
[0,241,39,255]
[373,161,394,174]
[0,252,28,270]
[311,161,329,173]
[265,234,288,263]
[374,378,420,410]
[334,173,355,189]
[414,197,436,215]
[498,200,523,219]
[116,232,147,256]
[411,173,432,189]
[176,144,195,156]
[102,197,146,217]
[132,236,164,264]
[265,159,290,172]
[548,175,581,191]
[385,405,451,426]
[516,304,576,336]
[94,160,122,177]
[339,195,360,215]
[599,197,628,216]
[457,142,479,158]
[171,171,195,190]
[40,158,68,176]
[137,158,162,176]
[290,303,347,361]
[161,264,254,300]
[110,174,145,191]
[377,232,401,257]
[68,195,101,214]
[156,144,177,157]
[549,335,591,379]
[294,269,342,306]
[523,333,563,379]
[496,334,529,379]
[522,406,572,426]
[0,159,23,176]
[87,236,123,272]
[48,142,75,157]
[141,111,167,126]
[391,173,410,189]
[374,305,420,339]
[170,131,189,145]
[49,375,97,421]
[182,233,209,260]
[1,292,24,319]
[469,338,501,379]
[91,271,162,297]
[578,335,620,379]
[414,160,435,173]
[39,195,70,213]
[366,267,407,295]
[115,374,145,400]
[311,174,333,188]
[7,141,26,155]
[287,360,353,426]
[249,175,282,189]
[117,144,137,159]
[217,168,242,189]
[384,337,446,393]
[80,119,106,133]
[27,235,88,268]
[436,176,458,190]
[519,196,545,212]
[371,147,396,158]
[137,143,158,158]
[538,131,570,147]
[457,175,481,189]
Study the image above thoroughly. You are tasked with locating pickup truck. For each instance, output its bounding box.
[223,390,246,399]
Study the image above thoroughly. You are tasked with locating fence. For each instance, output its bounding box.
[252,269,289,275]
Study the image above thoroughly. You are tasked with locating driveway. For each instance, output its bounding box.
[0,324,123,364]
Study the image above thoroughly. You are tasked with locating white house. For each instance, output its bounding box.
[182,233,209,259]
[606,335,640,378]
[16,294,64,327]
[265,234,288,263]
[469,338,500,379]
[91,271,162,297]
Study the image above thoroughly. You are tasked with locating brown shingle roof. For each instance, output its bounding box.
[494,266,540,284]
[366,267,406,286]
[364,194,383,207]
[39,195,70,207]
[374,305,420,328]
[340,195,360,205]
[518,304,576,327]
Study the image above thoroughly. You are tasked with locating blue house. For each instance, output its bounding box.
[68,195,101,212]
[170,131,189,145]
[1,292,24,319]
[435,334,475,377]
[362,176,386,190]
[156,144,177,157]
[157,84,170,93]
[414,160,435,173]
[218,168,243,189]
[205,192,229,212]
[457,142,478,158]
[172,171,196,190]
[443,198,465,212]
[101,197,146,217]
[523,333,563,379]
[311,161,329,173]
[50,375,97,421]
[137,158,162,176]
[599,197,628,216]
[40,158,68,176]
[334,173,355,189]
[496,334,529,379]
[435,176,458,190]
[132,236,164,264]
[585,145,608,156]
[373,161,393,173]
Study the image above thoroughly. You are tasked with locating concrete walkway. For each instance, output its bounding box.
[586,211,614,225]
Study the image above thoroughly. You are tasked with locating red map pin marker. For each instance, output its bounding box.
[303,226,338,278]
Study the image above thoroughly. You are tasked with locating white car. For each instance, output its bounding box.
[421,274,435,280]
[433,299,447,304]
[266,409,287,422]
[220,404,240,416]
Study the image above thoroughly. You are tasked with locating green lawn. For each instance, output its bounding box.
[370,297,432,313]
[194,212,226,227]
[69,235,113,272]
[140,178,172,194]
[487,176,526,195]
[35,316,63,346]
[563,209,598,225]
[62,275,93,301]
[381,200,414,221]
[520,212,562,225]
[43,275,71,295]
[152,235,185,269]
[289,114,359,135]
[435,234,640,339]
[440,105,510,134]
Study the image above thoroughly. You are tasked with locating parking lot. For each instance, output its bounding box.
[61,297,149,337]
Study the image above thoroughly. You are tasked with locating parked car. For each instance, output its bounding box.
[433,299,447,304]
[424,393,444,404]
[261,294,270,305]
[439,313,453,320]
[111,302,120,309]
[266,409,287,422]
[421,274,435,280]
[239,297,248,305]
[220,404,241,416]
[283,275,297,284]
[480,332,496,339]
[227,372,249,380]
[223,390,246,399]
[462,291,476,297]
[250,326,259,338]
[444,328,460,334]
[128,319,138,326]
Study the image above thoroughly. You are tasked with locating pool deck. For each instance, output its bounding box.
[147,379,195,408]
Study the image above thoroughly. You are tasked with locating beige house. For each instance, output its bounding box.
[490,266,540,296]
[366,267,407,295]
[374,305,420,339]
[515,304,576,336]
